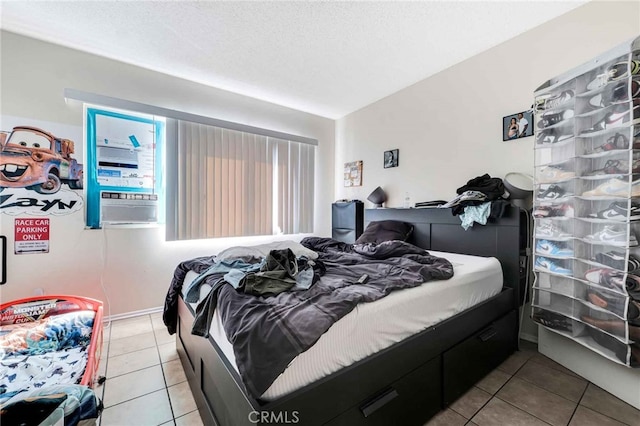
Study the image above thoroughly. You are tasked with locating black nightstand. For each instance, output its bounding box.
[332,201,364,243]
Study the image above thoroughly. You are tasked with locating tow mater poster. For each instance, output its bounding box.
[0,120,84,217]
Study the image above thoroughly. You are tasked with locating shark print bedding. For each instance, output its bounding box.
[0,310,95,405]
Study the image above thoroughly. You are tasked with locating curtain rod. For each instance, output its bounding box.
[64,88,318,146]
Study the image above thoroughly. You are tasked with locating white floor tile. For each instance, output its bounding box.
[158,342,179,363]
[168,381,197,418]
[175,410,204,426]
[103,365,166,407]
[110,315,153,340]
[101,389,173,426]
[154,327,175,345]
[109,332,157,357]
[107,346,160,377]
[162,359,187,386]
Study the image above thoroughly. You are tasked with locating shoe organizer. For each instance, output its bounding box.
[576,151,640,177]
[536,181,575,202]
[576,101,639,136]
[535,238,575,259]
[534,38,640,367]
[577,174,640,198]
[575,220,640,247]
[534,255,574,276]
[535,79,576,110]
[533,289,629,340]
[535,144,575,167]
[536,122,575,147]
[575,127,635,156]
[534,285,629,323]
[534,217,575,239]
[534,201,575,220]
[576,54,632,95]
[536,109,575,132]
[573,197,640,221]
[535,161,576,183]
[574,241,640,272]
[532,306,578,334]
[576,76,640,116]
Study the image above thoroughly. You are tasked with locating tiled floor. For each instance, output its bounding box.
[97,313,203,426]
[426,341,640,426]
[97,314,640,426]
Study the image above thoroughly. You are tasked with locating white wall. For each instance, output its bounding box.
[0,31,335,316]
[334,1,640,341]
[335,1,640,207]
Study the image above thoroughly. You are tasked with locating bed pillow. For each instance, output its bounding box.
[217,240,318,261]
[355,220,414,244]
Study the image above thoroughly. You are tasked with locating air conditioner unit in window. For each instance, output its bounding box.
[100,191,158,225]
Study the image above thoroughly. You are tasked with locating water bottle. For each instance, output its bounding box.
[403,192,411,208]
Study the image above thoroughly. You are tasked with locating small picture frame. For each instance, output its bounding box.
[384,149,399,168]
[343,160,363,187]
[503,111,533,141]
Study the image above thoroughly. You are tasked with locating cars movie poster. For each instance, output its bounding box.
[0,123,83,216]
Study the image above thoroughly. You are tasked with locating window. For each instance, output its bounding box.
[166,120,315,241]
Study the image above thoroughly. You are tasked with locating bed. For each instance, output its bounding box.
[0,295,104,425]
[170,206,525,425]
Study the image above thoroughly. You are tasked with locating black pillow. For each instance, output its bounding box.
[355,220,414,244]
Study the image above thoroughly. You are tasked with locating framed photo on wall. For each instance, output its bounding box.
[344,160,363,187]
[503,111,533,141]
[384,149,399,168]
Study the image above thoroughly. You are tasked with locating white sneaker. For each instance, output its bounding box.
[585,225,639,246]
[582,178,640,197]
[536,221,572,239]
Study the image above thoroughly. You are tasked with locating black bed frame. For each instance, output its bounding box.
[175,206,525,425]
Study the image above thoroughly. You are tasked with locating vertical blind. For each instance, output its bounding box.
[168,120,314,240]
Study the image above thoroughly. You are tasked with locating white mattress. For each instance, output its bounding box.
[184,250,503,401]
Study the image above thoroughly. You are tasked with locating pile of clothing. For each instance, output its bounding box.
[442,174,511,230]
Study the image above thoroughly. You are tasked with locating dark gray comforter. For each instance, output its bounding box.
[164,237,453,399]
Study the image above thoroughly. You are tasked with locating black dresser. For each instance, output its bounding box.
[331,201,364,243]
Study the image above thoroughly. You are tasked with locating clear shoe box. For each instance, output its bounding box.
[577,174,640,198]
[534,202,575,220]
[576,151,639,177]
[534,238,574,259]
[535,180,575,202]
[575,54,630,95]
[575,76,640,116]
[533,289,628,340]
[572,197,639,221]
[534,273,629,318]
[535,160,576,183]
[574,220,640,247]
[574,241,640,273]
[575,126,635,156]
[536,122,575,147]
[534,217,575,238]
[535,143,575,167]
[531,307,637,367]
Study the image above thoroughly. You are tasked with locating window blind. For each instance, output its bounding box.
[167,120,314,241]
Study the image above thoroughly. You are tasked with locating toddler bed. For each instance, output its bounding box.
[165,206,525,426]
[0,295,104,425]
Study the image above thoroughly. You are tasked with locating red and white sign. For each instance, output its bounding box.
[15,217,50,254]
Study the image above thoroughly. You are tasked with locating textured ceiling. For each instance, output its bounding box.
[0,1,585,119]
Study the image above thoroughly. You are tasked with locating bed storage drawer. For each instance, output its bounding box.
[443,309,517,405]
[325,355,441,426]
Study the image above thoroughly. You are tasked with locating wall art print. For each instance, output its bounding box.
[344,160,363,187]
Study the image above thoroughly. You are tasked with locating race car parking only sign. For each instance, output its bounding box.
[15,217,50,254]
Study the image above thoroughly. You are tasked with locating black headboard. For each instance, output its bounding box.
[365,206,524,308]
